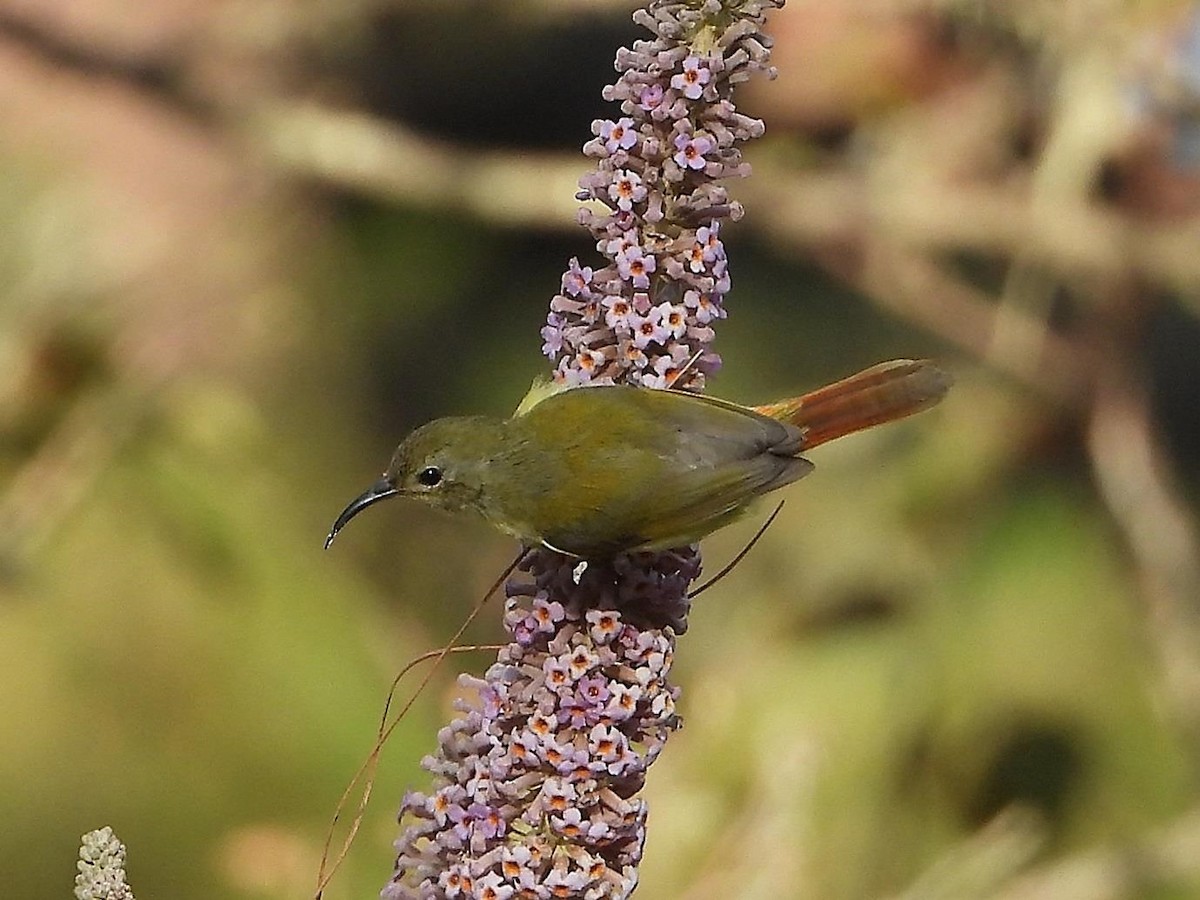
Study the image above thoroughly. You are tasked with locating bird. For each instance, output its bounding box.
[325,358,951,559]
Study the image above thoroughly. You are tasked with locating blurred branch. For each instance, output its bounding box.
[988,45,1128,394]
[1087,370,1200,732]
[890,809,1045,900]
[739,166,1200,306]
[814,239,1088,402]
[988,806,1200,900]
[247,103,584,229]
[895,805,1200,900]
[677,734,816,899]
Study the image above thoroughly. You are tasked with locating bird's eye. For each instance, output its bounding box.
[417,466,443,487]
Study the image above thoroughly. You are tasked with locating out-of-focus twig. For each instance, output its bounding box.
[1087,372,1200,731]
[988,806,1200,900]
[890,808,1046,900]
[815,239,1089,403]
[677,734,817,899]
[989,45,1131,389]
[247,103,584,230]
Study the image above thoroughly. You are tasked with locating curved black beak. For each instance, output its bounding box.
[324,478,399,549]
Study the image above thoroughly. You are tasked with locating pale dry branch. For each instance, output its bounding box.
[989,806,1200,900]
[1088,373,1200,731]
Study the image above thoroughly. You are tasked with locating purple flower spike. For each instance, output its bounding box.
[540,0,780,391]
[385,2,782,898]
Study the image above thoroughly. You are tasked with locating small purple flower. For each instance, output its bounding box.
[531,594,566,632]
[629,306,669,349]
[500,845,536,888]
[684,288,725,324]
[586,608,623,644]
[475,871,515,900]
[619,342,648,370]
[588,723,624,758]
[528,710,556,741]
[478,681,506,719]
[685,223,725,273]
[543,865,589,896]
[567,644,600,679]
[510,615,536,647]
[575,347,606,380]
[603,295,634,331]
[542,656,573,693]
[657,301,688,339]
[470,802,505,840]
[671,55,712,100]
[604,230,638,258]
[639,352,685,390]
[539,775,579,813]
[606,683,643,721]
[616,245,656,289]
[555,358,588,387]
[431,785,467,825]
[551,807,588,840]
[599,116,638,154]
[503,729,541,768]
[544,735,588,775]
[637,82,664,111]
[609,169,648,211]
[561,258,594,297]
[540,312,566,357]
[713,256,731,293]
[447,803,473,845]
[697,222,723,259]
[562,677,609,728]
[673,131,714,170]
[438,863,472,897]
[621,628,666,663]
[578,674,610,706]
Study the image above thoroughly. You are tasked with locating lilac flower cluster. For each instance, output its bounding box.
[382,551,698,900]
[541,0,782,390]
[384,2,781,896]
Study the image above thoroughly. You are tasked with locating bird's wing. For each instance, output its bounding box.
[519,386,811,554]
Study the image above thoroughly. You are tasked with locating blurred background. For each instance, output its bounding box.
[3,1,1200,898]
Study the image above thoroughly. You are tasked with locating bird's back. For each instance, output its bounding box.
[491,385,811,555]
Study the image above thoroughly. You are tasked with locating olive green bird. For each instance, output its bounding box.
[325,359,951,559]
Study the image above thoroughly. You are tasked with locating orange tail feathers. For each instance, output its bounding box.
[754,359,952,450]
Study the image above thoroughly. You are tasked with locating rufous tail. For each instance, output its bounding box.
[754,359,952,450]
